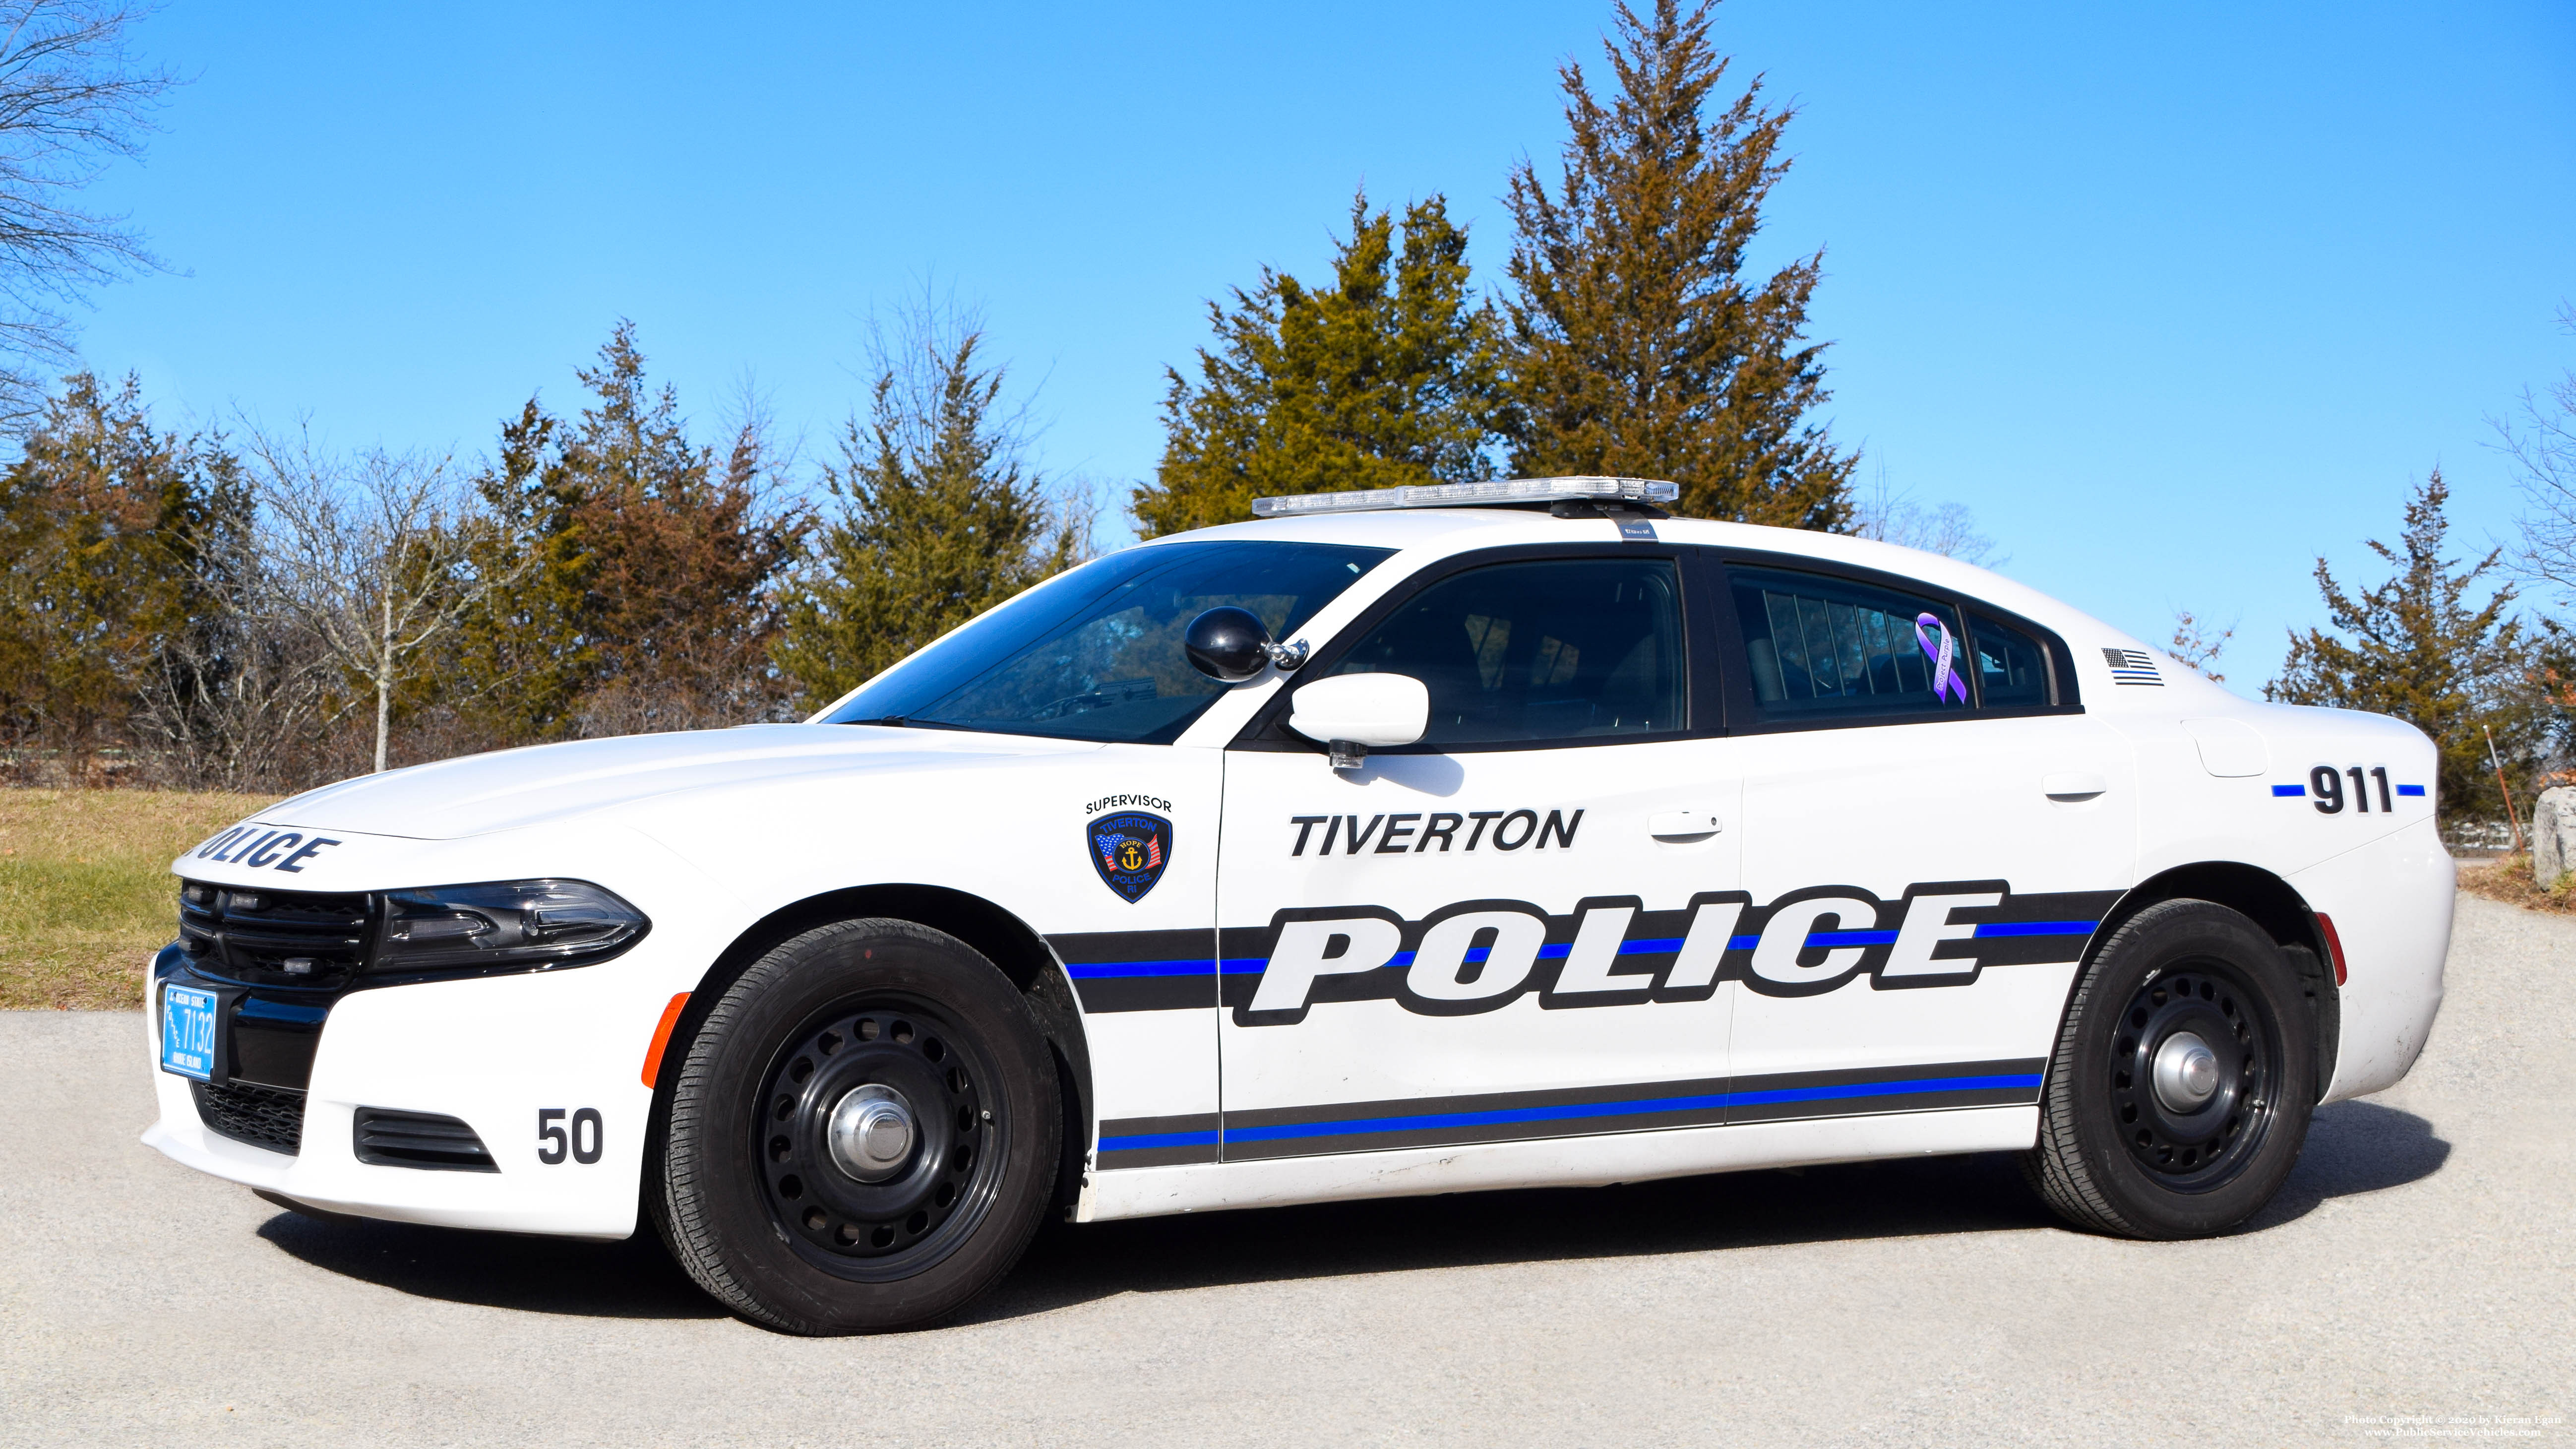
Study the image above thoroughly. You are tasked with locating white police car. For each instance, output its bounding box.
[146,476,2453,1333]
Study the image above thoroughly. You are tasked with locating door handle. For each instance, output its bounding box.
[2043,771,2107,801]
[1650,807,1722,840]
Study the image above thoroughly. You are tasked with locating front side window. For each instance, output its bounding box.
[820,541,1392,743]
[1327,557,1685,746]
[1730,566,1970,721]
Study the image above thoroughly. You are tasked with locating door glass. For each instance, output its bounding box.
[1969,613,2056,707]
[1327,557,1684,746]
[1729,566,1969,721]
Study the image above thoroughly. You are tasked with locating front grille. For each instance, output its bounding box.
[191,1079,305,1155]
[353,1108,498,1172]
[179,881,374,990]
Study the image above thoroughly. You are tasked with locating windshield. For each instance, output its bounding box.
[818,540,1395,743]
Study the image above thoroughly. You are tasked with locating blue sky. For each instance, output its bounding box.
[70,1,2576,689]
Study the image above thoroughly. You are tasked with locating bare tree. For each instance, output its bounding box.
[2503,302,2576,600]
[252,430,525,773]
[127,505,336,791]
[1848,464,2007,568]
[2168,607,2237,682]
[0,2,175,420]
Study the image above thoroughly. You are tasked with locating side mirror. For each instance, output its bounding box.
[1288,673,1428,769]
[1186,607,1309,683]
[1184,607,1274,683]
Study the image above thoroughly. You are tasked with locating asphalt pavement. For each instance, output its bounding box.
[1,894,2568,1448]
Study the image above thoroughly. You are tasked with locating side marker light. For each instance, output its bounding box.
[2314,913,2348,987]
[641,992,691,1089]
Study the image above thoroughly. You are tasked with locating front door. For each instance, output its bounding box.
[1214,551,1746,1166]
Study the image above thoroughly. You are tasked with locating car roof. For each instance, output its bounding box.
[1142,507,2117,653]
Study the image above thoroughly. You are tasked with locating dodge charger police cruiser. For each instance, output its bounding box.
[145,476,2453,1334]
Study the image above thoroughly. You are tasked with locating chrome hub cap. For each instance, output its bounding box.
[2151,1031,2220,1113]
[826,1083,917,1182]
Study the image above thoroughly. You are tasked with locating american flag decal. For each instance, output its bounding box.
[1147,837,1162,870]
[2102,647,2163,687]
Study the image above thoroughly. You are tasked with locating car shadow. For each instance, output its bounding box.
[972,1100,2449,1325]
[255,1209,727,1320]
[254,1098,2449,1326]
[2248,1096,2453,1229]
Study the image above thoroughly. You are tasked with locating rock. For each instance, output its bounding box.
[2530,786,2576,885]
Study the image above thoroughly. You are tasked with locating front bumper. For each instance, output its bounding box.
[142,942,695,1240]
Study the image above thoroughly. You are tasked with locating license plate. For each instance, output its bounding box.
[160,983,218,1080]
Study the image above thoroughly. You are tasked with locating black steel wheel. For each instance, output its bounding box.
[2024,898,2315,1239]
[652,918,1059,1334]
[756,998,1001,1277]
[2106,962,2277,1189]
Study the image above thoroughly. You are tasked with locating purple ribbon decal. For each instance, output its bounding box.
[1915,612,1969,703]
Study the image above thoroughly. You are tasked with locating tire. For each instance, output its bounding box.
[2022,898,2316,1240]
[650,918,1061,1334]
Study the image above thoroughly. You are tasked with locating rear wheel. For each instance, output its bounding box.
[2023,898,2315,1239]
[652,918,1059,1333]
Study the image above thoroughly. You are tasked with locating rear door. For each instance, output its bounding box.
[1706,556,2137,1126]
[1213,547,1748,1166]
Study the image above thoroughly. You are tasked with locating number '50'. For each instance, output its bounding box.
[538,1107,603,1164]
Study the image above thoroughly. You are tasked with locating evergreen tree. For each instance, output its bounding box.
[0,373,245,779]
[2267,470,2537,822]
[463,399,589,736]
[460,322,801,737]
[1133,191,1503,536]
[774,312,1080,707]
[1501,0,1855,528]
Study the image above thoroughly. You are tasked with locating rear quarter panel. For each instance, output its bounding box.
[2294,821,2453,1101]
[2118,702,2449,1104]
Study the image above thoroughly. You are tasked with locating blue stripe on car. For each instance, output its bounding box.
[1084,920,2103,978]
[1218,1071,2045,1147]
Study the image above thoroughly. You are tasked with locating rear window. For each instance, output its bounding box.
[1970,612,2057,707]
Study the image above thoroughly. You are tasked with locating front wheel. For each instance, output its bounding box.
[2023,898,2316,1239]
[651,918,1061,1333]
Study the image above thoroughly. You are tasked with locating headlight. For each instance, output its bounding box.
[376,879,649,976]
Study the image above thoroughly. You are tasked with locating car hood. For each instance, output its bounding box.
[262,725,1101,840]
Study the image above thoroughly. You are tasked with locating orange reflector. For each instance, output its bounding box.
[641,992,691,1089]
[2314,913,2348,987]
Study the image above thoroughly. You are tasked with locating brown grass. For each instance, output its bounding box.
[0,789,278,1009]
[2453,852,2576,915]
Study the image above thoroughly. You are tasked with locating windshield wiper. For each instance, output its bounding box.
[838,715,972,731]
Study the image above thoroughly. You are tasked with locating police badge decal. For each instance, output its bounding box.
[1088,811,1173,903]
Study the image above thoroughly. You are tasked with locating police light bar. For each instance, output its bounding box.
[1248,476,1682,518]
